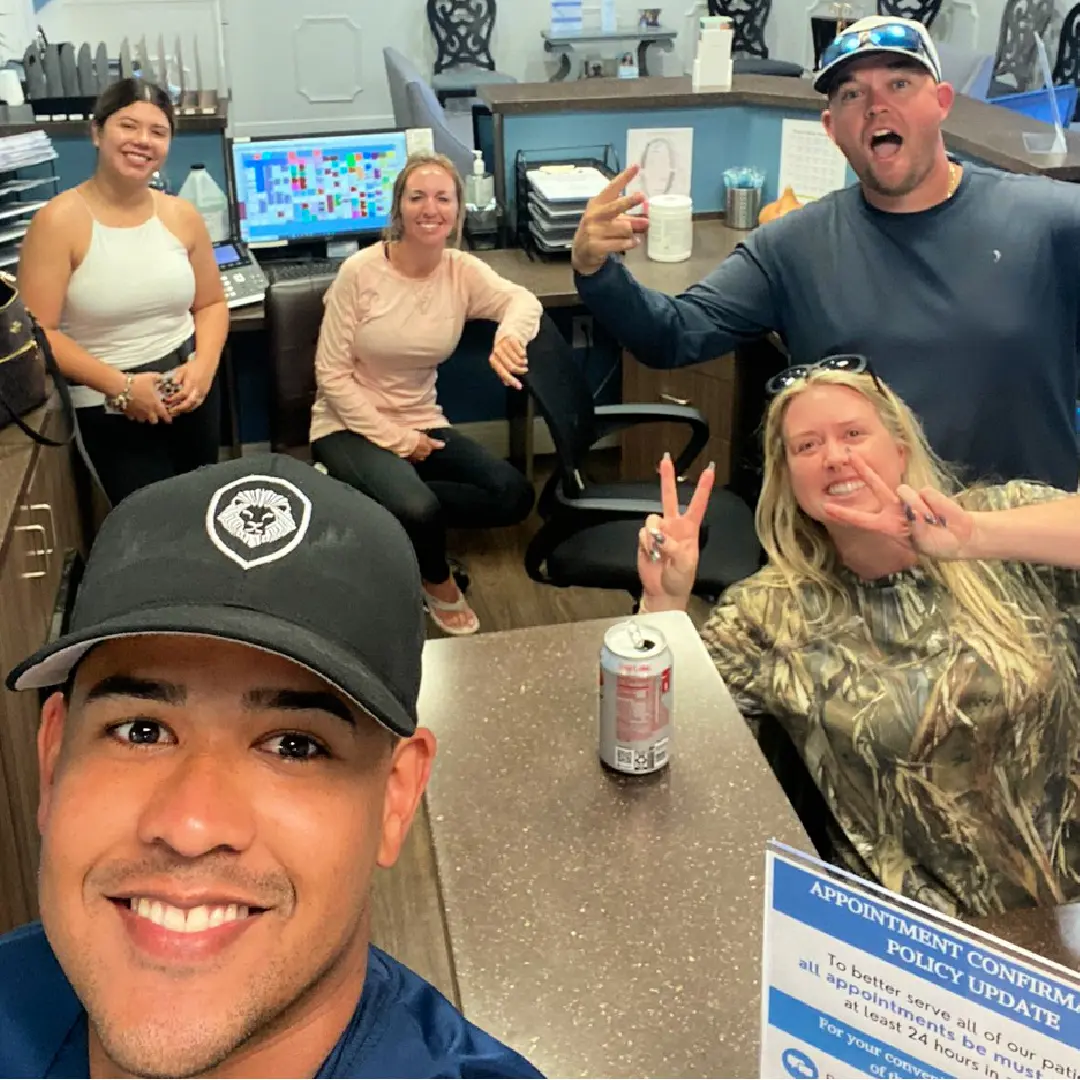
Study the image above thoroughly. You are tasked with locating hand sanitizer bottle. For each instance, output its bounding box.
[465,149,494,210]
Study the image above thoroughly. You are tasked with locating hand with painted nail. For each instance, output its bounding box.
[823,450,973,560]
[637,452,716,610]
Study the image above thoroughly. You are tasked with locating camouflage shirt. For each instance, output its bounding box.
[702,481,1080,917]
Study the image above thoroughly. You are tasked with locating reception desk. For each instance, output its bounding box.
[482,74,1080,215]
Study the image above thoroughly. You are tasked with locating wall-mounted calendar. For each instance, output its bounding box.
[778,118,850,203]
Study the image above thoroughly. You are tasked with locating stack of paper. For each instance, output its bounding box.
[525,165,608,253]
[0,130,57,172]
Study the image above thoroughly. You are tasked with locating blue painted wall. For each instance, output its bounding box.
[501,104,858,217]
[48,129,228,194]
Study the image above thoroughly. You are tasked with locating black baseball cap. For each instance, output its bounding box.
[6,455,425,737]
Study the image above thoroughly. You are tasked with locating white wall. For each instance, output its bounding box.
[20,0,1070,137]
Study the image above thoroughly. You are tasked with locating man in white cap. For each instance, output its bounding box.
[571,17,1080,493]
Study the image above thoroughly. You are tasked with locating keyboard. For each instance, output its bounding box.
[263,259,343,284]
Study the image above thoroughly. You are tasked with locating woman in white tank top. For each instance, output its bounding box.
[17,78,228,507]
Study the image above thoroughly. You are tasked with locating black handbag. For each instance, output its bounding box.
[0,270,74,447]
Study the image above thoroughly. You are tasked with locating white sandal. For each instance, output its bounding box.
[422,587,480,636]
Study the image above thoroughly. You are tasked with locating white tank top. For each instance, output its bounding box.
[61,191,196,408]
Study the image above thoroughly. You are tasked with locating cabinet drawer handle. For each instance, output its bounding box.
[15,522,48,579]
[660,392,690,406]
[27,502,55,555]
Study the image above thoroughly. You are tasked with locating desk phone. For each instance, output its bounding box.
[214,240,268,309]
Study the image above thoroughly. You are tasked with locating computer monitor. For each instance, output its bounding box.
[230,130,409,245]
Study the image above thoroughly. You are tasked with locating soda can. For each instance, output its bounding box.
[598,620,673,774]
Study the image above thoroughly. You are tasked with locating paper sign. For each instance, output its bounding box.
[405,128,435,157]
[778,118,849,203]
[762,844,1080,1079]
[625,127,693,201]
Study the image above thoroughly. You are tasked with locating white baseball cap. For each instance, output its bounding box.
[814,16,943,94]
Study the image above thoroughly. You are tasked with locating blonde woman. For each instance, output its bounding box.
[638,354,1080,917]
[310,153,544,635]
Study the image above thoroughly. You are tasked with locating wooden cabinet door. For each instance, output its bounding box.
[0,439,86,933]
[0,500,50,930]
[620,351,737,485]
[0,720,34,931]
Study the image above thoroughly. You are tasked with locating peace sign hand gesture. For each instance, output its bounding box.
[571,163,649,276]
[822,450,974,560]
[637,453,716,610]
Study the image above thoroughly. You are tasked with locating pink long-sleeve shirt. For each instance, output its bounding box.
[309,243,543,456]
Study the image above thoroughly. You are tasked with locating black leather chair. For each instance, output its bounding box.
[265,273,338,454]
[522,327,761,599]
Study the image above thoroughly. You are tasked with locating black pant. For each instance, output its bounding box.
[77,375,221,506]
[312,426,534,583]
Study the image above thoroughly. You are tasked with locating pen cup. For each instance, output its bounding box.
[725,185,761,230]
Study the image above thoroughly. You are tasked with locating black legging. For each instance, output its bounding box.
[312,424,533,583]
[76,375,221,507]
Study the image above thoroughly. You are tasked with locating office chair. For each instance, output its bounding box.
[265,273,339,454]
[1054,2,1080,121]
[521,320,761,599]
[427,0,517,104]
[991,0,1054,93]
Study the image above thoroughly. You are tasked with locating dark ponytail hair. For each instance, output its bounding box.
[91,77,175,134]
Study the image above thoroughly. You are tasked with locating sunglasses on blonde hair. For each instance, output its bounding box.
[765,353,887,397]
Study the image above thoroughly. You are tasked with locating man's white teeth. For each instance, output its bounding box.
[828,480,866,495]
[129,897,250,933]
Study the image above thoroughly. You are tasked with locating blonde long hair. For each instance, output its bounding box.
[384,152,466,248]
[755,368,1056,708]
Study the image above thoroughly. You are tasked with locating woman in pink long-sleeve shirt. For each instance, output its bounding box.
[310,153,543,635]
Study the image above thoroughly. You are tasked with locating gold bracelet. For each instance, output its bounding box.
[107,374,134,412]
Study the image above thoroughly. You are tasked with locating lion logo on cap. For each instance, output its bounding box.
[205,475,312,570]
[218,488,296,550]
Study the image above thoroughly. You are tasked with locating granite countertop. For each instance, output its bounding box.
[481,75,1080,181]
[420,610,812,1078]
[478,217,743,305]
[974,900,1080,974]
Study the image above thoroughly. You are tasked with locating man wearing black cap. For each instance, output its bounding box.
[571,16,1080,494]
[0,455,541,1078]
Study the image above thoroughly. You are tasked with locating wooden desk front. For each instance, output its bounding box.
[418,610,812,1078]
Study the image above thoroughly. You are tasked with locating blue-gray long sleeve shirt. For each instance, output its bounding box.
[575,164,1080,490]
